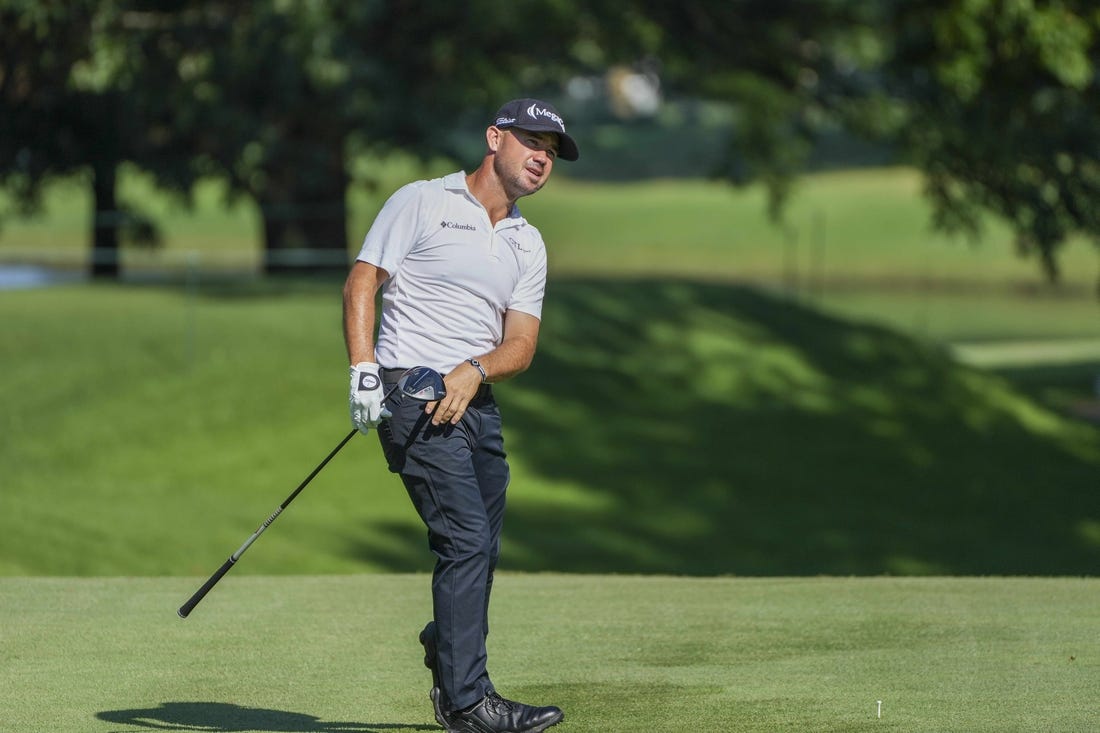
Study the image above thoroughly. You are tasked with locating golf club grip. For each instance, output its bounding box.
[177,556,236,618]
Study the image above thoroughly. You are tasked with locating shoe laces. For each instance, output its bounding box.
[484,692,517,715]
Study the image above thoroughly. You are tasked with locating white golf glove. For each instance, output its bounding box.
[349,362,392,434]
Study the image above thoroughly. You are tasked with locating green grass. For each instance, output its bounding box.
[3,575,1098,733]
[2,167,1099,732]
[3,280,1098,577]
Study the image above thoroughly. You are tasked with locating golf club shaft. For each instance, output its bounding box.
[177,428,358,618]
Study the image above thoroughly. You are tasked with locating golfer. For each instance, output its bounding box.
[342,98,578,733]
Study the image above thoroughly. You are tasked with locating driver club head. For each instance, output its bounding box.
[397,366,446,402]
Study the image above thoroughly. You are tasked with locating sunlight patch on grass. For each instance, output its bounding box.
[646,310,835,412]
[1076,519,1100,548]
[953,338,1100,367]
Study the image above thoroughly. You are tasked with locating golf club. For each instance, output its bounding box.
[177,366,446,618]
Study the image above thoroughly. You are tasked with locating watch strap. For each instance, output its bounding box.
[467,358,488,382]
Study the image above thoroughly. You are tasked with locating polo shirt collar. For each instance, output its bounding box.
[445,171,525,226]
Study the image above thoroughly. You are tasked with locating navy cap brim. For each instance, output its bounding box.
[499,123,579,161]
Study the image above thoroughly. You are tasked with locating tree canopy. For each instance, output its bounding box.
[879,0,1100,284]
[2,0,596,275]
[2,0,1097,287]
[611,0,1100,289]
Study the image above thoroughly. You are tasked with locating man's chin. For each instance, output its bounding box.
[508,179,544,200]
[523,170,546,189]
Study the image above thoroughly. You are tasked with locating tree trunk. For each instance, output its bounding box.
[260,156,349,276]
[91,161,120,279]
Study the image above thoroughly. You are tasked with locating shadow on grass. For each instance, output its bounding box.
[96,702,436,732]
[349,278,1100,576]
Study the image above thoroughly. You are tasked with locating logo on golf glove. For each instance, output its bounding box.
[349,362,391,434]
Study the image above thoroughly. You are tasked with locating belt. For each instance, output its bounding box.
[382,367,492,401]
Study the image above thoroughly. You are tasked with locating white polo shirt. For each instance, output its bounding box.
[356,171,548,373]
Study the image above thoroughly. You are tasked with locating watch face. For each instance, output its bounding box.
[359,373,380,391]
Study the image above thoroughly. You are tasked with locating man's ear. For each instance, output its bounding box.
[486,125,505,153]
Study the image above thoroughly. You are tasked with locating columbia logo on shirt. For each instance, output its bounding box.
[441,220,478,231]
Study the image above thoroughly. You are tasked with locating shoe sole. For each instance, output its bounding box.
[447,710,564,733]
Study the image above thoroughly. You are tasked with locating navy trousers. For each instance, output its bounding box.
[376,373,508,712]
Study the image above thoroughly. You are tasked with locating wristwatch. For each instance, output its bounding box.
[467,358,488,383]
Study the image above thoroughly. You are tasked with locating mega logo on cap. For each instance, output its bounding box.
[490,98,579,160]
[525,103,566,132]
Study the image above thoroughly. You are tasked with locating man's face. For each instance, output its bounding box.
[492,127,559,199]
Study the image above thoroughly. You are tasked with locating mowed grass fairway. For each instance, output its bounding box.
[4,575,1098,733]
[3,167,1100,731]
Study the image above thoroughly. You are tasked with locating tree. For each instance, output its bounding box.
[875,0,1100,289]
[0,1,188,278]
[7,1,1098,286]
[3,1,599,277]
[588,0,872,215]
[607,0,1100,290]
[104,0,594,274]
[0,3,90,212]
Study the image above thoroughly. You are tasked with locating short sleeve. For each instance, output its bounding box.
[356,181,430,275]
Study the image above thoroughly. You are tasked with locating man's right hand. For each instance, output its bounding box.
[349,362,392,434]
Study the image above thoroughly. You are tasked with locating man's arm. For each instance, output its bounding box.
[427,309,541,426]
[343,261,389,364]
[477,309,541,383]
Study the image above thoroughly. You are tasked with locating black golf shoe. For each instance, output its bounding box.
[418,621,451,729]
[447,692,563,733]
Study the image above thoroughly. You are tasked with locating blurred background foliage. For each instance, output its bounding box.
[2,0,1099,289]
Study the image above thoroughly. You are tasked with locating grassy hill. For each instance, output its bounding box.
[2,278,1097,577]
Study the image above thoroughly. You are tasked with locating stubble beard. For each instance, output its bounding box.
[494,155,544,201]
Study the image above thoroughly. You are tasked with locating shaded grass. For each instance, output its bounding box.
[2,279,1098,577]
[495,279,1100,576]
[2,575,1098,733]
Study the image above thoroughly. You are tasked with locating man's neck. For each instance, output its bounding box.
[466,166,515,226]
